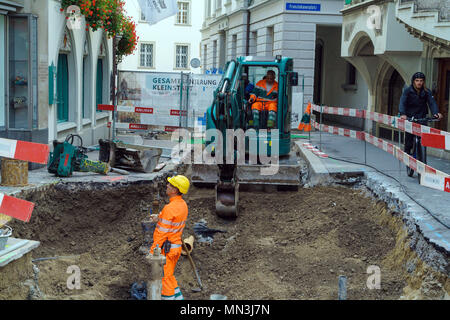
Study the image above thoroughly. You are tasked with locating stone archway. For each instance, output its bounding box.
[376,61,405,141]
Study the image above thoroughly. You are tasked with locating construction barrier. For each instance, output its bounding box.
[0,138,49,164]
[311,104,450,138]
[0,137,49,225]
[310,104,450,194]
[421,132,450,151]
[0,193,34,223]
[116,71,221,132]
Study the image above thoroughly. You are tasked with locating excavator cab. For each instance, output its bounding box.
[193,56,300,218]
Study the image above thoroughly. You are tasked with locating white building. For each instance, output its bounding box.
[202,0,367,115]
[0,0,113,150]
[200,0,369,126]
[119,0,204,74]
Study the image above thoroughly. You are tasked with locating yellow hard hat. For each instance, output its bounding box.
[167,175,190,194]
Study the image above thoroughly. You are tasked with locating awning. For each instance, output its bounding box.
[0,0,23,14]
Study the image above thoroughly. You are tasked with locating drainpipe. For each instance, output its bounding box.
[245,0,254,56]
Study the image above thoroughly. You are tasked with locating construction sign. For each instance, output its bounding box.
[117,71,221,130]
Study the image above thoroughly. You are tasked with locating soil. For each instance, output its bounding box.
[5,183,407,300]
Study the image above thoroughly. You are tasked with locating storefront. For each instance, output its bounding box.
[0,1,43,143]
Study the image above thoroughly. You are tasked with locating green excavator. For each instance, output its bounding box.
[192,56,304,218]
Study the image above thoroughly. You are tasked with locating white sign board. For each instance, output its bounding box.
[117,71,221,129]
[291,92,304,129]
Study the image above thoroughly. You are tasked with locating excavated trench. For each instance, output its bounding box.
[1,175,449,300]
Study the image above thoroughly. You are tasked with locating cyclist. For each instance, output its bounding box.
[398,72,443,155]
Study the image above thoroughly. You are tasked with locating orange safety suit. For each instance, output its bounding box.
[297,102,312,132]
[250,79,279,113]
[150,195,188,300]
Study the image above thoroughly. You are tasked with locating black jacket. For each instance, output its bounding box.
[398,85,439,119]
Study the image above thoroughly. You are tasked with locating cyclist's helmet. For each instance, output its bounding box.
[411,72,426,84]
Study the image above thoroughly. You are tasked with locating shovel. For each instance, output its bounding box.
[182,240,203,292]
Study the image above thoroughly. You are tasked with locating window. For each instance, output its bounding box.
[267,26,274,56]
[57,54,69,122]
[347,63,356,85]
[213,40,217,68]
[176,1,190,25]
[140,10,146,22]
[231,34,237,60]
[250,31,257,56]
[203,44,208,70]
[139,43,154,68]
[175,44,189,69]
[96,58,103,112]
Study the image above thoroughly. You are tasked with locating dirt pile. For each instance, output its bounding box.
[3,183,411,300]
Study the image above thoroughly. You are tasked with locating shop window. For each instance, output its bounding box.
[8,14,38,129]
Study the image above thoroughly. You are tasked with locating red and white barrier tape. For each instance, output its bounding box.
[421,133,450,151]
[0,138,49,164]
[311,104,450,150]
[0,193,35,223]
[311,119,450,192]
[301,142,329,158]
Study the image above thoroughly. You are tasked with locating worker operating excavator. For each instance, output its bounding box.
[248,70,279,128]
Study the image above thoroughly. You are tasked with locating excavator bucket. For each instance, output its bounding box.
[215,181,239,218]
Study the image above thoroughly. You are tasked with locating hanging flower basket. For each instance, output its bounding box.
[60,0,138,59]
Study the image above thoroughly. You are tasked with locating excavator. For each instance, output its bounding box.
[192,56,304,218]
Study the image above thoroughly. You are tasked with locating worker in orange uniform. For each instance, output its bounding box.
[149,175,190,300]
[249,70,279,128]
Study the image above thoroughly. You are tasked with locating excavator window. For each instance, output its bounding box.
[242,66,279,129]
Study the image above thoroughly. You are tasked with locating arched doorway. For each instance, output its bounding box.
[377,64,405,141]
[387,69,403,116]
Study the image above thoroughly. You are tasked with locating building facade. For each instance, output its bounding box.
[0,0,113,149]
[341,0,450,147]
[119,0,204,74]
[200,0,369,121]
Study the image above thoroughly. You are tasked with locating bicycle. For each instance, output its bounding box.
[404,116,440,182]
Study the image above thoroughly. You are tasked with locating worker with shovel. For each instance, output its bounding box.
[149,175,190,300]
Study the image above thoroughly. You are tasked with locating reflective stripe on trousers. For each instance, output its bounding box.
[161,287,184,300]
